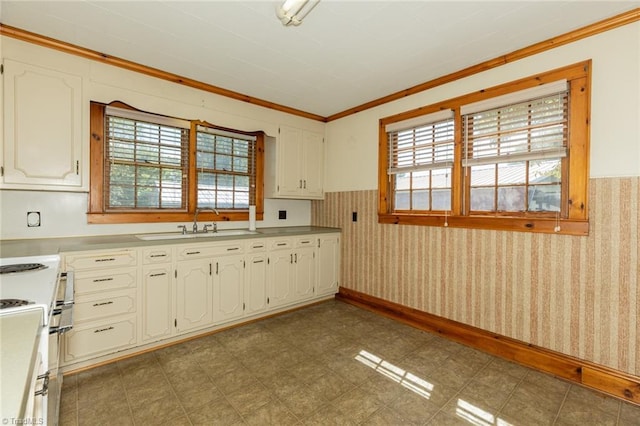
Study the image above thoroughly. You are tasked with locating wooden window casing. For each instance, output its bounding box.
[89,102,264,224]
[378,61,590,235]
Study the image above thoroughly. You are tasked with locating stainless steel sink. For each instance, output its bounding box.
[135,229,259,241]
[195,229,259,237]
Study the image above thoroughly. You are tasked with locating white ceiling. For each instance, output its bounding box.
[1,1,638,118]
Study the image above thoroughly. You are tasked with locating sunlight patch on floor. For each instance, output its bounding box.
[456,399,513,426]
[355,349,434,399]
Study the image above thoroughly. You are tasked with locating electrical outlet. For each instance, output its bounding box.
[27,211,41,227]
[278,210,287,220]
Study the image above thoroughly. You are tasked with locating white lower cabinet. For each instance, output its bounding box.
[61,232,340,369]
[62,250,138,364]
[267,239,295,308]
[140,264,174,343]
[266,237,317,308]
[316,234,341,296]
[245,252,268,315]
[176,258,213,333]
[293,238,316,301]
[213,254,245,323]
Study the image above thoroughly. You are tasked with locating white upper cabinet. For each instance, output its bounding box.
[2,59,83,189]
[265,125,324,200]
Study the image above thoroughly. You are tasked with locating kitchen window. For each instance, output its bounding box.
[104,107,189,210]
[378,61,590,235]
[194,123,257,210]
[88,102,264,223]
[387,110,455,212]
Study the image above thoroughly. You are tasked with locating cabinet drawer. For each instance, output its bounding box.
[65,251,137,270]
[142,247,172,264]
[177,243,245,260]
[269,239,292,250]
[247,240,267,253]
[296,237,316,248]
[63,315,137,362]
[74,290,136,323]
[74,267,137,295]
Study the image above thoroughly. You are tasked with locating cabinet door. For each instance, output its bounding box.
[245,253,268,315]
[267,250,294,308]
[140,264,173,342]
[176,259,213,333]
[317,235,340,296]
[302,131,324,199]
[293,246,316,301]
[277,125,304,197]
[2,59,82,189]
[213,255,245,323]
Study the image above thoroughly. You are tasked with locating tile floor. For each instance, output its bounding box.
[59,300,640,425]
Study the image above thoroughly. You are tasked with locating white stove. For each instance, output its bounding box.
[0,254,61,325]
[0,253,73,425]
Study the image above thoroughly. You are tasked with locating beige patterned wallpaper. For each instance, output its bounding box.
[311,177,639,376]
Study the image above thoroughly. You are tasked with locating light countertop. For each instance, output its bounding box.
[0,226,341,257]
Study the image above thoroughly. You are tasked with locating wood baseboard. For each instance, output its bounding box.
[336,287,640,406]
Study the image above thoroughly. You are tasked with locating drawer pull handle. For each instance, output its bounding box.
[150,254,167,258]
[186,251,201,255]
[227,247,240,251]
[95,258,116,262]
[253,245,264,248]
[93,301,113,307]
[150,272,167,277]
[94,326,114,333]
[277,243,287,246]
[253,259,264,264]
[93,278,114,283]
[300,240,311,244]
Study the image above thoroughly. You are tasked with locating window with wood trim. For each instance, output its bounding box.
[104,106,190,210]
[194,123,257,210]
[378,61,590,235]
[387,110,455,212]
[89,102,264,224]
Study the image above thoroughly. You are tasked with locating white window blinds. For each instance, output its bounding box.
[195,125,257,209]
[104,108,189,210]
[387,110,455,174]
[462,82,569,167]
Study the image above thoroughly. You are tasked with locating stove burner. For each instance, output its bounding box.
[0,299,34,309]
[0,263,48,275]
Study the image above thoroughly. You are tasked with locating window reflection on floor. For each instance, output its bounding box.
[356,349,515,425]
[355,349,434,399]
[456,398,513,426]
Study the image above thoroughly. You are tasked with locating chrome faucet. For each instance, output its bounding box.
[193,208,219,233]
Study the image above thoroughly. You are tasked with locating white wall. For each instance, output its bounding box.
[0,37,320,239]
[324,22,640,192]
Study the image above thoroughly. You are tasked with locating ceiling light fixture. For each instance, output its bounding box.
[276,0,320,26]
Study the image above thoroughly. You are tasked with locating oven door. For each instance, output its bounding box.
[48,271,74,426]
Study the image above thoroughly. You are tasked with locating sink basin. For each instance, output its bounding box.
[136,229,259,241]
[136,233,197,241]
[195,229,259,237]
